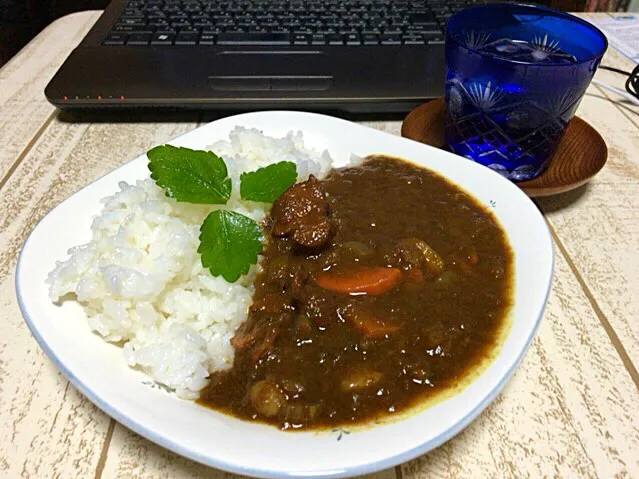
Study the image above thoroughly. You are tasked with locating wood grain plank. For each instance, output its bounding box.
[0,114,198,478]
[0,11,100,183]
[537,83,639,372]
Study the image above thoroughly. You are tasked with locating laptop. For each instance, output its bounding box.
[45,0,469,113]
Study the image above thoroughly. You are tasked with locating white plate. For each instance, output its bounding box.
[16,111,553,478]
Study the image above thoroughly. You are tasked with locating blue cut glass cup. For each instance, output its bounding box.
[444,3,607,181]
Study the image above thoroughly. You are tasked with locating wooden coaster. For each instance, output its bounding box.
[401,98,608,197]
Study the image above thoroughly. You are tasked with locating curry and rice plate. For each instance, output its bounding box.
[47,128,513,429]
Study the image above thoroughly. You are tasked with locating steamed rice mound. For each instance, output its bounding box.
[47,127,333,399]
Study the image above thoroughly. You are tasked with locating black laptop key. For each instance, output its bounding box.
[380,33,401,44]
[406,24,441,33]
[120,13,145,20]
[104,33,128,45]
[171,20,192,28]
[199,34,216,45]
[217,32,291,45]
[408,12,436,24]
[326,20,344,29]
[388,22,407,31]
[293,33,310,45]
[127,33,152,45]
[114,25,154,34]
[283,19,302,28]
[431,6,450,14]
[175,32,198,45]
[151,32,175,45]
[225,29,248,35]
[238,19,259,27]
[203,28,224,35]
[423,30,445,39]
[119,16,146,23]
[118,19,147,27]
[148,18,169,27]
[345,33,361,45]
[365,13,384,23]
[404,33,425,44]
[193,20,214,27]
[311,34,326,45]
[362,33,379,45]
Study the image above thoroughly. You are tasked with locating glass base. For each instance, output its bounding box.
[448,142,551,181]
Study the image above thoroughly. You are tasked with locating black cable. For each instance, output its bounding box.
[599,65,632,75]
[599,64,639,101]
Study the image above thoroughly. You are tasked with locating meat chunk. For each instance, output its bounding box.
[270,175,334,250]
[230,312,292,362]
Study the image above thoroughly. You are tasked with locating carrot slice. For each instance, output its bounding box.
[348,310,400,338]
[315,267,402,295]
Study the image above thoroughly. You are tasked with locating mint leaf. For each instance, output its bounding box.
[240,161,297,203]
[147,145,231,204]
[198,210,263,283]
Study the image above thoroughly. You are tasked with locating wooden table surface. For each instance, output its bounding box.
[1,10,638,479]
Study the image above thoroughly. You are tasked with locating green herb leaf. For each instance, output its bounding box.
[198,210,263,283]
[240,161,297,203]
[147,145,232,204]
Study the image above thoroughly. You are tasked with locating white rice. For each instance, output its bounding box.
[47,127,334,399]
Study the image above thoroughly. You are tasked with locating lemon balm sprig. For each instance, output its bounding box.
[148,145,297,282]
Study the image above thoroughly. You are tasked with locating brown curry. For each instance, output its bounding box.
[199,156,513,430]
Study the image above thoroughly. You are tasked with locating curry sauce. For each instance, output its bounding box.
[199,156,513,429]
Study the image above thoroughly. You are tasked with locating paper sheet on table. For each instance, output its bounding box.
[591,14,639,64]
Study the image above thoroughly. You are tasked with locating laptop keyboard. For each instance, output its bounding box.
[103,0,478,46]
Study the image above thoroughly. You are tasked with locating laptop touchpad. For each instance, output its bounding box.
[212,52,333,91]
